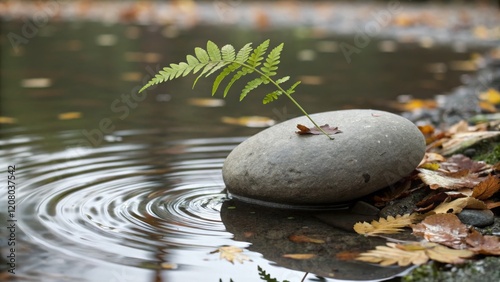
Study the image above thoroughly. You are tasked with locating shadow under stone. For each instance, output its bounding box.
[220,200,412,281]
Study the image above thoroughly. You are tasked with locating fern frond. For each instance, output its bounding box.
[261,43,283,78]
[221,44,236,61]
[286,81,301,95]
[275,76,290,85]
[223,67,252,98]
[206,41,222,61]
[263,90,282,104]
[212,62,241,95]
[235,43,253,63]
[247,40,269,68]
[194,47,209,63]
[240,77,264,101]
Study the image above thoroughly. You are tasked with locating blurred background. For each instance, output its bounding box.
[1,1,500,281]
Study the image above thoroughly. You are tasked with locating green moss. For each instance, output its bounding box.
[403,257,500,282]
[472,141,500,164]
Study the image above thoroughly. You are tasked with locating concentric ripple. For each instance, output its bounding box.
[7,129,247,268]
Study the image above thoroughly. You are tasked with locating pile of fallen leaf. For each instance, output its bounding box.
[353,118,500,267]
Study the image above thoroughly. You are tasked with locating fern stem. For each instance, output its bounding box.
[239,62,334,140]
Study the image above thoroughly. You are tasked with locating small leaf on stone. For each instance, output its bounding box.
[354,213,418,236]
[295,124,342,135]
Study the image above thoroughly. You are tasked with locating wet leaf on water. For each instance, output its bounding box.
[295,124,342,136]
[412,213,469,249]
[221,116,276,128]
[21,78,52,88]
[471,175,500,200]
[418,169,480,190]
[160,262,178,269]
[212,246,251,264]
[0,116,17,124]
[336,251,361,261]
[58,112,82,120]
[353,213,418,236]
[288,234,325,244]
[188,98,225,107]
[466,229,500,255]
[282,253,316,260]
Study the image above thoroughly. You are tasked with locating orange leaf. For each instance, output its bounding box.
[288,234,325,244]
[466,229,500,255]
[471,175,500,200]
[282,253,316,260]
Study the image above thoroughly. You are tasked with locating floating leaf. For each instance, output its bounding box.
[479,88,500,105]
[288,234,325,244]
[21,78,52,88]
[187,98,225,107]
[212,246,251,264]
[295,124,342,136]
[412,213,469,249]
[354,213,418,236]
[58,112,82,120]
[471,175,500,200]
[0,117,16,124]
[282,253,316,260]
[221,116,275,128]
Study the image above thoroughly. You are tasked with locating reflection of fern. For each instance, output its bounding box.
[258,266,290,282]
[140,40,333,139]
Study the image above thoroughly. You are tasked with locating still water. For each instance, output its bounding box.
[0,20,486,281]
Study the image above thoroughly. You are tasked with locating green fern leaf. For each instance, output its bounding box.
[235,43,253,63]
[261,43,283,77]
[223,67,252,98]
[263,90,282,104]
[240,77,264,101]
[221,44,236,61]
[195,47,210,63]
[247,40,269,68]
[207,41,222,61]
[275,76,290,85]
[286,81,301,95]
[212,62,241,95]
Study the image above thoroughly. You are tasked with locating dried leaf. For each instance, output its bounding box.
[485,201,500,209]
[336,251,361,261]
[288,234,325,244]
[479,88,500,105]
[415,193,464,213]
[356,242,428,266]
[212,246,251,264]
[188,98,225,107]
[295,124,342,136]
[439,132,500,155]
[440,154,489,174]
[412,213,469,249]
[282,253,316,260]
[353,213,418,236]
[432,197,469,214]
[0,116,17,124]
[418,169,480,190]
[356,241,473,267]
[471,175,500,200]
[466,229,500,255]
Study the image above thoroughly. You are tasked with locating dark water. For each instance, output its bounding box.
[0,20,486,281]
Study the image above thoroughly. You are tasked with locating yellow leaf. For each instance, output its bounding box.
[212,246,251,264]
[424,243,474,264]
[221,116,275,128]
[188,98,225,107]
[282,253,316,260]
[479,88,500,105]
[420,163,440,170]
[58,112,82,120]
[0,116,16,124]
[353,213,418,236]
[432,197,468,214]
[356,243,428,266]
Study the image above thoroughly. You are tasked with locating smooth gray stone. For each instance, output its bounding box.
[223,109,426,205]
[458,209,495,227]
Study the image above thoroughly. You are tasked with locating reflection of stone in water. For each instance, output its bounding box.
[220,200,410,281]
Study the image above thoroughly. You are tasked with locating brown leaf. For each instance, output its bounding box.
[485,201,500,209]
[212,246,251,264]
[295,124,342,136]
[353,213,418,236]
[466,229,500,255]
[418,169,480,190]
[288,234,325,244]
[471,175,500,200]
[356,242,428,266]
[415,192,464,213]
[412,213,469,249]
[439,132,500,156]
[282,253,316,260]
[440,154,489,174]
[336,251,361,261]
